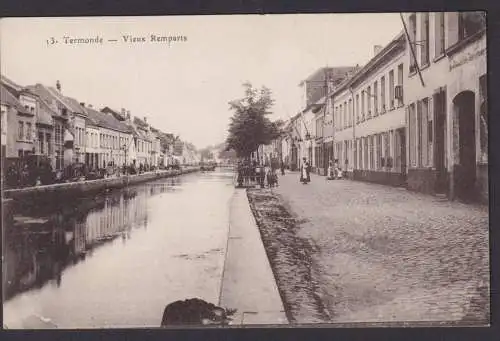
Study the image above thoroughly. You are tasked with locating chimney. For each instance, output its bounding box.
[80,102,85,107]
[88,104,93,108]
[143,117,148,124]
[374,45,383,56]
[56,80,61,92]
[126,110,131,120]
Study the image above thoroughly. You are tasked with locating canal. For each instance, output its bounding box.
[3,169,236,329]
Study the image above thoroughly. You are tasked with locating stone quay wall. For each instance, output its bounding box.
[2,167,200,203]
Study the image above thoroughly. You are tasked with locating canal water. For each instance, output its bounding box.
[3,169,236,329]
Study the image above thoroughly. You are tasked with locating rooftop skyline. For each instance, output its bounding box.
[0,14,403,149]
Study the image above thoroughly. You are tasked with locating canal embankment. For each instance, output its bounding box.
[218,188,288,325]
[2,167,200,203]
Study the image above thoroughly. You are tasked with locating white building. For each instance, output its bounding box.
[402,11,487,203]
[331,31,407,185]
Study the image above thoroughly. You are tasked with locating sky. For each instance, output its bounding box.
[1,14,403,149]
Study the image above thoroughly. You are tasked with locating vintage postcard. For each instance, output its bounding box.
[1,13,489,329]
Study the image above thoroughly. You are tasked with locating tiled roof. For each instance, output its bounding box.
[63,96,87,116]
[26,84,72,114]
[1,75,23,94]
[84,106,132,133]
[0,84,30,114]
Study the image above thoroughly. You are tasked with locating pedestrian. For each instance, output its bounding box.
[327,159,334,180]
[280,161,285,176]
[299,157,311,184]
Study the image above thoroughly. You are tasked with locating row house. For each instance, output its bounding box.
[402,11,487,203]
[150,128,163,168]
[27,83,81,169]
[331,31,407,185]
[1,77,37,161]
[297,67,357,174]
[288,12,487,204]
[84,106,133,169]
[132,116,153,167]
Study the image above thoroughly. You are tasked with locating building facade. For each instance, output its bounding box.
[402,11,487,203]
[331,32,407,185]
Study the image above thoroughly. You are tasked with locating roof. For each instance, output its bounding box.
[101,106,127,121]
[1,75,23,94]
[26,84,73,114]
[84,106,132,133]
[0,84,30,114]
[63,96,87,116]
[329,30,406,97]
[299,66,358,87]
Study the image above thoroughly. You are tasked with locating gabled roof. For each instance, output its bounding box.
[299,66,358,87]
[84,106,132,133]
[1,75,23,94]
[63,96,87,116]
[101,106,127,121]
[26,84,73,114]
[0,84,30,114]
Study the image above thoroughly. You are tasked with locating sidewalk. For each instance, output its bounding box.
[261,171,490,324]
[218,189,288,325]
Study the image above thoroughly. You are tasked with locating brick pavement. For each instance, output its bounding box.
[267,172,490,324]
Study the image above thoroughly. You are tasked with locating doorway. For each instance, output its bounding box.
[433,89,448,194]
[398,128,407,184]
[453,91,476,201]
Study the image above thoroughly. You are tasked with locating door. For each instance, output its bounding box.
[454,91,476,201]
[434,89,448,194]
[399,128,407,183]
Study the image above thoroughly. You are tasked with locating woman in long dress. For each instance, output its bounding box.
[299,158,311,184]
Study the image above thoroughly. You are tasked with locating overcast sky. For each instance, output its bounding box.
[1,14,402,149]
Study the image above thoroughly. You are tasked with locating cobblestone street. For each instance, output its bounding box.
[248,172,489,325]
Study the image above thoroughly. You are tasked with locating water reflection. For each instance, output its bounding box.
[3,180,178,303]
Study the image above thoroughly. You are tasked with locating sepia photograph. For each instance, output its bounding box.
[0,12,489,329]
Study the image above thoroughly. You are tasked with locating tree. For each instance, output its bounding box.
[225,82,281,160]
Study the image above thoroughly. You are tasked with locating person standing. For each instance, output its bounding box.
[299,157,311,184]
[280,161,285,176]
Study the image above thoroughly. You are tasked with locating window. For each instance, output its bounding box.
[409,13,417,73]
[408,103,416,167]
[45,134,52,155]
[397,64,404,106]
[479,74,488,162]
[363,137,368,169]
[459,12,486,41]
[421,12,430,65]
[349,99,353,127]
[421,98,430,167]
[39,132,45,154]
[26,122,32,140]
[366,87,371,118]
[389,70,395,109]
[384,132,390,168]
[361,91,365,120]
[55,124,62,145]
[373,81,378,115]
[381,76,386,112]
[18,121,24,140]
[344,101,347,128]
[369,135,375,170]
[356,94,360,123]
[376,134,382,170]
[339,104,343,130]
[435,12,445,57]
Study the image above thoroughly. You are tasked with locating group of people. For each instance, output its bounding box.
[236,160,280,188]
[299,157,344,184]
[235,157,345,188]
